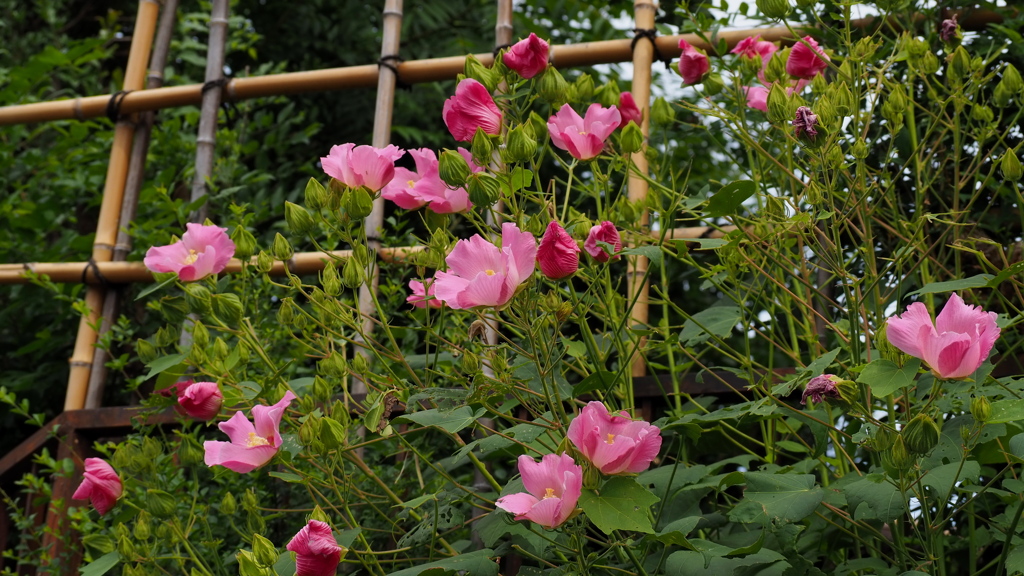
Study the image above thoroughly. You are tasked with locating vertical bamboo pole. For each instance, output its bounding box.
[64,0,160,411]
[627,0,656,382]
[85,0,181,409]
[189,0,230,221]
[354,0,403,401]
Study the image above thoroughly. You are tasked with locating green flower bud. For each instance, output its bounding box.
[438,149,472,187]
[651,96,675,125]
[236,550,263,576]
[82,534,115,556]
[157,295,190,323]
[461,351,481,375]
[538,66,569,105]
[304,177,328,211]
[256,251,274,274]
[527,111,549,143]
[815,96,839,131]
[209,337,228,361]
[191,321,209,350]
[903,414,941,455]
[1002,64,1024,94]
[342,257,363,289]
[920,52,940,75]
[905,36,928,58]
[505,124,538,163]
[971,395,992,423]
[310,506,331,524]
[766,83,790,124]
[242,489,259,511]
[318,353,348,378]
[1001,150,1023,181]
[993,82,1013,108]
[850,37,878,62]
[464,54,500,93]
[619,121,644,154]
[470,127,494,167]
[133,510,152,541]
[874,323,908,366]
[703,72,726,96]
[881,99,904,131]
[756,0,790,19]
[272,233,293,261]
[285,201,316,236]
[116,525,135,560]
[136,339,157,364]
[345,187,374,221]
[556,301,574,323]
[183,283,212,316]
[251,534,277,568]
[574,73,595,102]
[972,104,994,124]
[298,413,321,447]
[146,489,177,518]
[320,416,347,449]
[351,352,369,374]
[230,226,257,261]
[851,139,869,160]
[320,261,342,297]
[221,492,237,515]
[277,297,297,326]
[872,426,896,451]
[594,79,620,108]
[832,82,854,117]
[211,293,243,326]
[312,375,332,403]
[763,49,789,84]
[948,46,971,86]
[889,85,908,111]
[882,435,914,473]
[467,173,502,207]
[327,179,347,212]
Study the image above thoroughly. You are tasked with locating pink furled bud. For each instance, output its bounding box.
[567,401,662,474]
[433,223,537,309]
[801,374,841,405]
[503,33,549,79]
[443,79,503,142]
[940,14,960,44]
[744,86,769,113]
[407,278,442,308]
[537,222,580,280]
[495,454,582,528]
[584,221,622,262]
[320,143,404,192]
[731,35,778,65]
[72,458,122,516]
[176,380,223,421]
[547,103,621,161]
[286,520,343,576]
[617,92,643,129]
[886,293,1000,380]
[793,106,819,139]
[204,391,296,473]
[677,39,711,85]
[144,223,236,282]
[786,36,830,79]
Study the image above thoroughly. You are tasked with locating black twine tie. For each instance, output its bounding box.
[631,28,673,69]
[378,55,412,91]
[106,90,132,123]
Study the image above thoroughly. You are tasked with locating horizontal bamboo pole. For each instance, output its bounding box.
[0,9,1004,127]
[0,247,425,285]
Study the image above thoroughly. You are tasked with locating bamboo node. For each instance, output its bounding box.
[209,16,229,25]
[73,98,85,121]
[106,90,132,123]
[631,28,673,69]
[69,360,92,368]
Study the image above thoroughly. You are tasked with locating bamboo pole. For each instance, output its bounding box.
[85,0,181,409]
[0,248,424,285]
[64,0,160,412]
[354,0,403,403]
[0,9,1005,127]
[626,0,656,381]
[190,0,229,222]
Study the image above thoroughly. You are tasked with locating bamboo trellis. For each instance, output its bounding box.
[0,4,1003,416]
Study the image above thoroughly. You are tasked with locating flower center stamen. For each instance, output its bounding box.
[605,433,616,445]
[543,488,556,499]
[485,269,496,276]
[246,432,270,448]
[407,179,416,188]
[183,249,199,265]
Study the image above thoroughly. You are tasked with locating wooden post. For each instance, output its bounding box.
[86,0,181,409]
[626,0,657,382]
[354,0,403,400]
[64,0,160,411]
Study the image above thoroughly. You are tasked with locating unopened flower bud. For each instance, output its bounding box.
[948,46,971,85]
[851,139,869,160]
[256,250,274,273]
[230,226,257,261]
[461,351,481,375]
[221,492,237,515]
[993,82,1013,108]
[272,233,293,261]
[251,534,278,568]
[304,177,328,211]
[882,435,914,472]
[285,201,316,236]
[277,297,298,326]
[134,510,152,541]
[470,127,494,167]
[191,321,209,349]
[467,173,502,207]
[766,83,790,124]
[651,96,675,125]
[505,124,538,163]
[527,111,549,143]
[298,414,321,447]
[146,489,177,518]
[872,426,896,451]
[763,50,788,84]
[556,301,573,323]
[309,506,331,524]
[351,352,369,374]
[211,293,243,326]
[619,121,644,154]
[438,149,472,187]
[756,0,790,19]
[318,353,348,377]
[345,187,374,220]
[237,551,262,576]
[595,79,620,107]
[850,37,878,62]
[703,72,725,96]
[327,179,347,212]
[320,416,347,449]
[573,73,595,102]
[903,414,941,455]
[538,66,569,105]
[312,375,333,403]
[464,54,500,93]
[136,339,157,364]
[1001,150,1022,181]
[972,104,994,124]
[971,395,992,423]
[321,261,342,296]
[342,257,363,288]
[1003,64,1024,95]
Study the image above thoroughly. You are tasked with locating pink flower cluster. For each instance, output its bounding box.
[495,402,661,528]
[321,143,404,191]
[381,148,475,214]
[734,35,829,113]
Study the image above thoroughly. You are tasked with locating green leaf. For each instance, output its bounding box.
[273,551,296,576]
[856,358,921,397]
[908,274,993,296]
[142,354,186,381]
[134,275,177,301]
[384,549,497,576]
[511,167,533,191]
[578,476,660,534]
[706,180,756,218]
[649,516,701,547]
[680,306,741,346]
[620,245,663,266]
[79,551,119,576]
[729,472,823,525]
[690,238,728,249]
[572,370,617,396]
[921,461,980,501]
[1008,433,1024,458]
[561,337,587,359]
[987,399,1024,424]
[988,261,1024,288]
[268,471,303,483]
[804,348,841,375]
[844,474,905,522]
[397,406,481,434]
